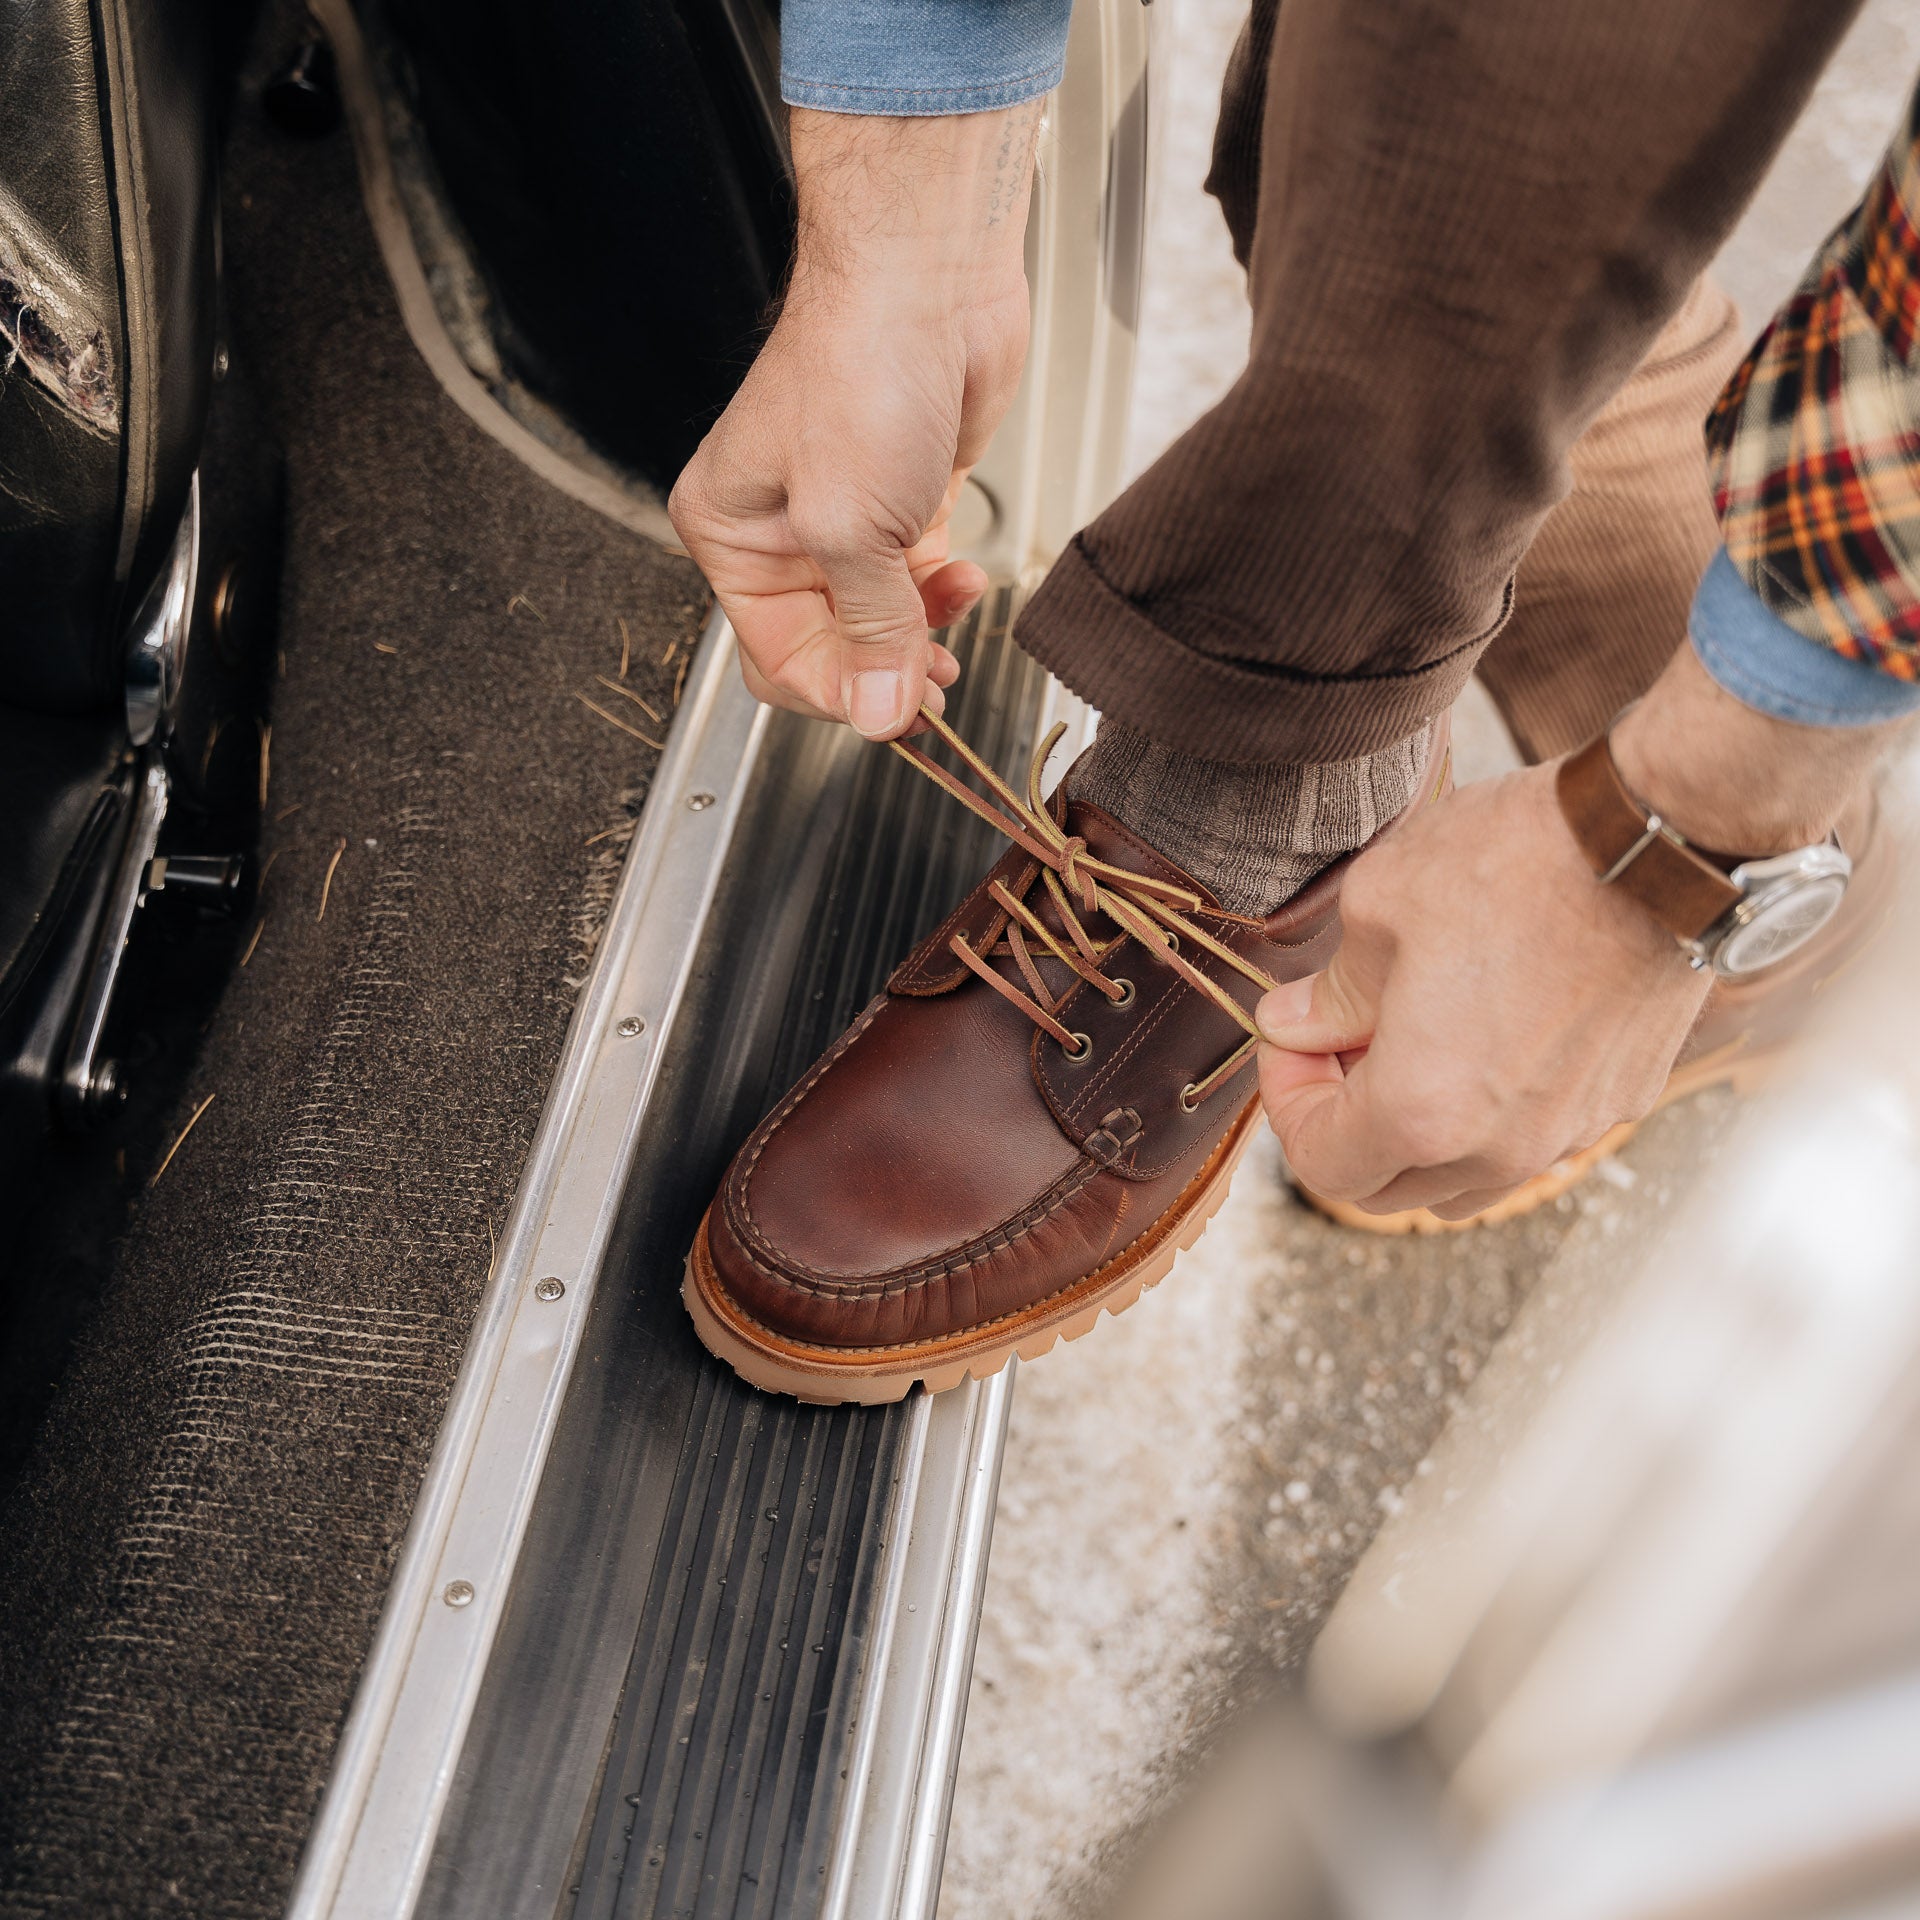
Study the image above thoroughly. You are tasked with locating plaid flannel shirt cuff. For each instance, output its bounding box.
[1705,75,1920,681]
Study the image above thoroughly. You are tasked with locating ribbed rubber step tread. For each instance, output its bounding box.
[419,595,1049,1918]
[572,1382,892,1919]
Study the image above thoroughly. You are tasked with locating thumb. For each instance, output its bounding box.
[1255,947,1407,1200]
[814,532,932,741]
[1254,950,1379,1055]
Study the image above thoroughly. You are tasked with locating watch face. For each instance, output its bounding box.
[1714,874,1849,978]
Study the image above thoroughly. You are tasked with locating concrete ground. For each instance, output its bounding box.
[937,8,1920,1917]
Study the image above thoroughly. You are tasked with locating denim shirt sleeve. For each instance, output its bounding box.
[1691,545,1920,727]
[781,0,1074,115]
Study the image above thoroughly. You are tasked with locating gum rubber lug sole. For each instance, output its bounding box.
[1296,1032,1770,1236]
[1301,1121,1638,1236]
[684,1102,1263,1404]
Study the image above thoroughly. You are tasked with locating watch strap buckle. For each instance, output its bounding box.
[1557,734,1744,944]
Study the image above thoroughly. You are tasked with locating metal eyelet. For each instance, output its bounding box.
[1110,978,1135,1009]
[1178,1082,1200,1113]
[1163,931,1181,955]
[1062,1032,1094,1066]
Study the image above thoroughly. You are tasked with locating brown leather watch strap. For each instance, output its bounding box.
[1556,733,1742,943]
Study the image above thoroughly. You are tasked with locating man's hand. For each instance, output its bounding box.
[1253,763,1708,1219]
[1255,644,1895,1219]
[670,104,1041,738]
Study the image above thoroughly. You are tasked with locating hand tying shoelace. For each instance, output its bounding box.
[688,698,1450,1401]
[891,707,1281,1110]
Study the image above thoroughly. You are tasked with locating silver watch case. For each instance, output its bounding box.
[1687,841,1852,979]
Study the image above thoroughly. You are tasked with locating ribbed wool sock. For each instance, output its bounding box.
[1067,720,1435,916]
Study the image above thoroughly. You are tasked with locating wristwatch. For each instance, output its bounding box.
[1556,729,1851,980]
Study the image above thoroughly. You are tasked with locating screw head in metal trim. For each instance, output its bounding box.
[443,1579,476,1608]
[87,1059,127,1116]
[687,792,716,811]
[533,1276,565,1302]
[617,1015,646,1037]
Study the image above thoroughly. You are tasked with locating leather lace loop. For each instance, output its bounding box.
[890,709,1278,1104]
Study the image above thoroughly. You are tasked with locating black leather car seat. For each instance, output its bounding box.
[0,0,217,1167]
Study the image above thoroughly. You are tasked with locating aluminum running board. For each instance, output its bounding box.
[414,595,1090,1920]
[284,612,767,1919]
[289,597,1089,1920]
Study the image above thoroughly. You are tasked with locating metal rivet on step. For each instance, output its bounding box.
[687,792,716,812]
[533,1277,565,1302]
[443,1580,476,1609]
[617,1016,646,1038]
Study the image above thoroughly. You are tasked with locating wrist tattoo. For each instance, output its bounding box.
[985,100,1043,230]
[790,101,1042,262]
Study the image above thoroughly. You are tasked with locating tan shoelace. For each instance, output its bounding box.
[891,708,1279,1110]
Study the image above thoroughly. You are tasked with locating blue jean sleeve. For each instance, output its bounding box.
[781,0,1074,115]
[1690,546,1920,728]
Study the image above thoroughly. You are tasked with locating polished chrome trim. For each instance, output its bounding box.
[895,1375,1016,1920]
[286,614,768,1920]
[126,472,200,746]
[820,1371,1018,1920]
[58,749,169,1127]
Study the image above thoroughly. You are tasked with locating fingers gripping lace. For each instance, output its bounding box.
[889,709,1279,1102]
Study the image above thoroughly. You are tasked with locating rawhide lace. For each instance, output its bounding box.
[891,707,1279,1109]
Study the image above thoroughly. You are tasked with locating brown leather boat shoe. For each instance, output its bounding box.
[685,710,1451,1402]
[1298,781,1896,1234]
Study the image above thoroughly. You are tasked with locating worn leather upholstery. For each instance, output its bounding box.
[0,0,215,712]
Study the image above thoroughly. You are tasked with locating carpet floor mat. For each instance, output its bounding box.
[0,4,707,1910]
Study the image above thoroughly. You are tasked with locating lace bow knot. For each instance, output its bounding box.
[891,708,1279,1110]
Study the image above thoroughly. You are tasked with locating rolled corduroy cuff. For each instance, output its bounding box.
[1015,533,1511,764]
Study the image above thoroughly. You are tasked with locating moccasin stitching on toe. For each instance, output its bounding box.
[687,708,1452,1401]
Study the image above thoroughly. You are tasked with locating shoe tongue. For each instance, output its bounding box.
[1062,793,1343,946]
[1058,797,1224,913]
[969,789,1227,997]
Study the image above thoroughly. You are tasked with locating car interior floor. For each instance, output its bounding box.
[0,1,707,1909]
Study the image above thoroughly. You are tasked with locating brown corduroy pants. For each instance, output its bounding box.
[1016,0,1865,765]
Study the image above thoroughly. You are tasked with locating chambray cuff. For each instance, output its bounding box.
[1690,546,1920,727]
[781,0,1072,115]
